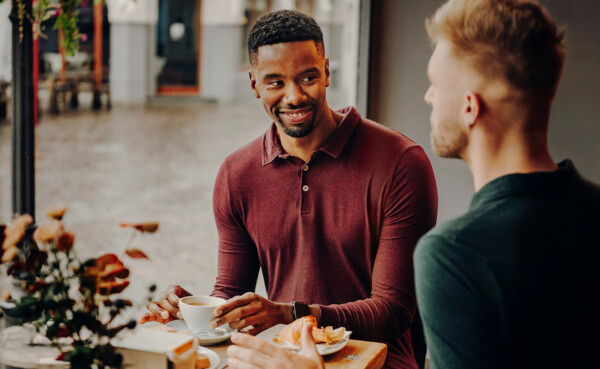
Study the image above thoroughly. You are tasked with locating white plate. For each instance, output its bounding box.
[166,319,236,346]
[197,346,220,369]
[256,324,352,356]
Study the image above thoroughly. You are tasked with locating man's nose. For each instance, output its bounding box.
[283,83,307,106]
[424,86,433,105]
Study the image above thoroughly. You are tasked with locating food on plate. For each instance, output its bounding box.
[195,353,210,369]
[278,315,346,346]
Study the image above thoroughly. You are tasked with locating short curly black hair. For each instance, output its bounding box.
[248,10,324,65]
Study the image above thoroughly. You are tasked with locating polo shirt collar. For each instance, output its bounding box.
[469,159,578,211]
[261,106,360,166]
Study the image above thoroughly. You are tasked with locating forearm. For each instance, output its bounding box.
[318,296,411,342]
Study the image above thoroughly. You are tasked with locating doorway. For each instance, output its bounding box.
[156,0,201,94]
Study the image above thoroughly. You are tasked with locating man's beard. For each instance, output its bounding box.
[274,101,318,138]
[431,118,468,159]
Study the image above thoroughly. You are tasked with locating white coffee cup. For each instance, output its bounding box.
[179,295,226,332]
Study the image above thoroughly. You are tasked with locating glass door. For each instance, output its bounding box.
[156,0,200,94]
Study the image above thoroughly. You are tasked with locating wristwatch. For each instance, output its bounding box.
[292,301,310,320]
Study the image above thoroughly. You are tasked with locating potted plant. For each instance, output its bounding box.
[1,207,157,369]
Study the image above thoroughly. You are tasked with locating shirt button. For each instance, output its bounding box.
[303,165,309,172]
[302,185,309,192]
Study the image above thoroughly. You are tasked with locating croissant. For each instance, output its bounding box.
[278,315,346,346]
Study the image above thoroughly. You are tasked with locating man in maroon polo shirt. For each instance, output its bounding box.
[141,10,437,369]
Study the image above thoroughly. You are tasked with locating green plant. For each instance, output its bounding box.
[0,0,124,56]
[1,208,157,369]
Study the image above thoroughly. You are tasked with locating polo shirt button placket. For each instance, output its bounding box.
[301,163,311,214]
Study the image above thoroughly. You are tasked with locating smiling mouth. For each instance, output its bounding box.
[279,108,312,123]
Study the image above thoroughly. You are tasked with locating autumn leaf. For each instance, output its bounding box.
[33,220,64,243]
[95,253,119,271]
[2,214,33,250]
[99,262,130,280]
[1,245,18,263]
[125,249,149,259]
[97,280,130,295]
[46,205,68,220]
[119,222,159,233]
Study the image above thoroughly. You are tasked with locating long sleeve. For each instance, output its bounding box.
[211,162,261,300]
[319,146,438,342]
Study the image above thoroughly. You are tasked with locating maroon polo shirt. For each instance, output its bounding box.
[212,106,438,369]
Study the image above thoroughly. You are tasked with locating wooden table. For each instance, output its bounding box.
[0,326,386,369]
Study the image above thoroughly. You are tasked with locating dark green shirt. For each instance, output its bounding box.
[414,160,600,369]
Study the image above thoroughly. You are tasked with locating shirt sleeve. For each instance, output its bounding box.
[319,146,438,342]
[414,234,504,369]
[210,161,261,300]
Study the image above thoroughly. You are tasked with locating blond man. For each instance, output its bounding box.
[415,0,600,368]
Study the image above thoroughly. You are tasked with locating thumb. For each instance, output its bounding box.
[300,323,322,363]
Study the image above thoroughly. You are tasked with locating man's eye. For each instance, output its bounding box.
[302,76,316,83]
[268,81,282,87]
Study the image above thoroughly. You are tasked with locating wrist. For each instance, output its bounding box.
[280,302,294,324]
[308,304,321,323]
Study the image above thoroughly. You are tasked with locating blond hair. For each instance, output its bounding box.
[426,0,566,97]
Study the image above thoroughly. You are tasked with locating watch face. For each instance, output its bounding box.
[293,302,310,320]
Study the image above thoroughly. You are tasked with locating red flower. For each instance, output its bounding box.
[56,232,75,251]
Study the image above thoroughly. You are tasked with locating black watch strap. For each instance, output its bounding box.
[292,301,310,320]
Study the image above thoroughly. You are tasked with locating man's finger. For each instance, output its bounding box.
[227,344,272,368]
[138,313,156,324]
[146,301,169,318]
[230,332,279,357]
[157,298,179,318]
[300,323,322,362]
[246,324,268,336]
[214,292,256,316]
[172,285,191,297]
[213,304,263,329]
[227,357,262,369]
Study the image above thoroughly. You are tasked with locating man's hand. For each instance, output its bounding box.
[210,292,293,335]
[227,323,325,369]
[138,285,191,324]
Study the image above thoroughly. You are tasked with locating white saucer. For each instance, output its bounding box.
[166,319,236,345]
[197,346,220,369]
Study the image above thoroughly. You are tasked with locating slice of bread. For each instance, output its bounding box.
[195,353,210,369]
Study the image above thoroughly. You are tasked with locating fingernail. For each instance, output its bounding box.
[161,311,169,319]
[176,311,183,319]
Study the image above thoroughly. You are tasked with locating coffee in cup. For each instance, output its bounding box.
[178,295,226,332]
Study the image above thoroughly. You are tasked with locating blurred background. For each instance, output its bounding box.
[0,0,598,313]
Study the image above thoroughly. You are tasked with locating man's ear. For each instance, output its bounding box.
[324,58,330,88]
[463,91,481,128]
[249,71,260,98]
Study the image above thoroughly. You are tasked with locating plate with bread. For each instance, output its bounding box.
[257,316,351,356]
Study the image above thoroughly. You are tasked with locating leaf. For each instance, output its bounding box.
[46,205,68,220]
[1,245,18,263]
[33,220,64,243]
[119,222,159,233]
[125,248,149,259]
